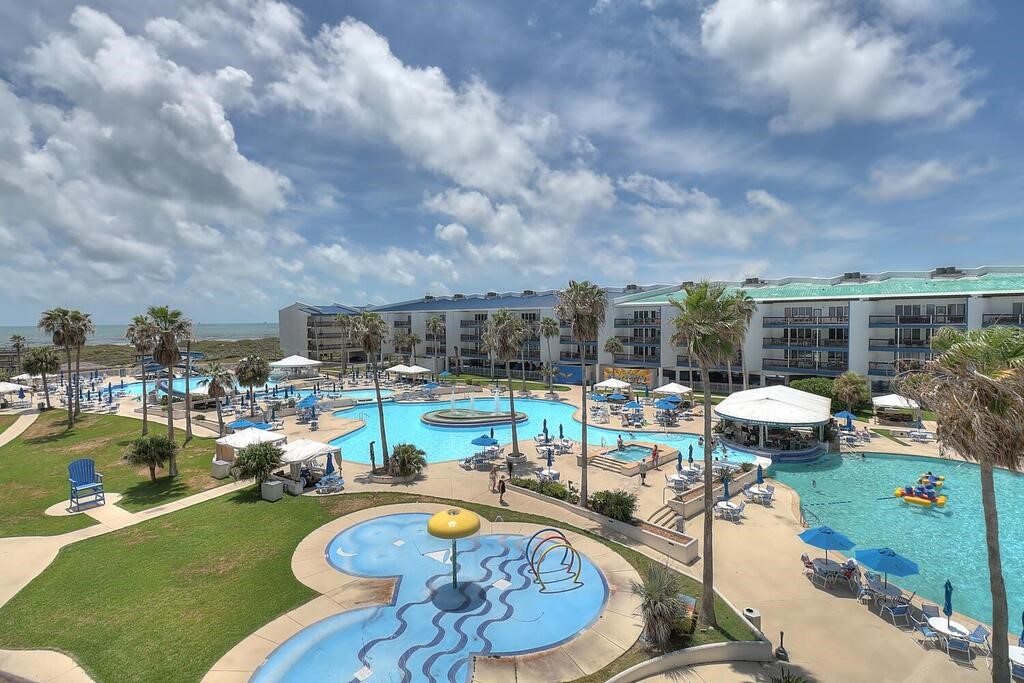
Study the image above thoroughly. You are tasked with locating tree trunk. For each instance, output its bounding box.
[372,359,390,471]
[726,361,733,395]
[578,345,589,507]
[41,372,51,409]
[165,363,178,477]
[545,338,553,393]
[140,361,148,436]
[698,365,718,628]
[506,361,520,457]
[74,347,82,417]
[249,386,255,416]
[216,398,225,437]
[687,364,694,392]
[65,347,74,427]
[148,464,157,482]
[184,339,193,442]
[980,463,1010,682]
[741,355,748,391]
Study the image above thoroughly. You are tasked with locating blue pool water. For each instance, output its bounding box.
[771,452,1024,625]
[252,513,608,682]
[330,397,757,466]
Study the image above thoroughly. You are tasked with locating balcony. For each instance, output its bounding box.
[424,346,447,357]
[460,319,487,328]
[867,338,934,354]
[676,355,740,371]
[983,313,1024,327]
[761,358,848,376]
[460,333,481,342]
[393,319,411,328]
[459,347,488,360]
[425,333,446,341]
[616,335,661,347]
[614,353,661,367]
[560,351,597,363]
[762,315,849,328]
[614,317,661,329]
[559,335,597,345]
[762,337,848,350]
[868,314,966,328]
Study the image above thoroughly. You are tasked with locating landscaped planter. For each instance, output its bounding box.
[666,467,760,519]
[367,472,419,484]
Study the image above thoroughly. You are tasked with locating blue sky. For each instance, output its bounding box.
[0,0,1022,323]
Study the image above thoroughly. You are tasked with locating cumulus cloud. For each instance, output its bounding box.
[861,157,994,201]
[698,0,982,132]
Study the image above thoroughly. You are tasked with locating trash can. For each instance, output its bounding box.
[211,460,232,480]
[261,480,284,502]
[743,607,761,631]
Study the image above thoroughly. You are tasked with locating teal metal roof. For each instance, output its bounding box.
[624,272,1024,305]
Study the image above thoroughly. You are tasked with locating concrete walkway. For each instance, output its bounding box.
[0,411,40,449]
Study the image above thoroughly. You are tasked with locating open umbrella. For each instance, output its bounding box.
[854,547,918,587]
[471,434,498,447]
[799,526,855,563]
[590,393,606,402]
[665,394,682,404]
[608,392,627,401]
[423,382,439,390]
[439,370,452,378]
[756,464,764,484]
[943,579,954,628]
[623,400,643,410]
[654,399,676,410]
[833,410,856,431]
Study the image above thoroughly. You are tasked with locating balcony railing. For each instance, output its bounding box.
[459,348,488,359]
[983,313,1024,327]
[676,355,741,370]
[614,317,661,328]
[616,335,661,346]
[614,354,661,366]
[393,320,411,328]
[762,358,848,373]
[761,337,848,349]
[560,351,597,362]
[425,333,446,341]
[460,333,481,342]
[559,335,596,345]
[460,319,486,328]
[763,315,849,327]
[869,314,966,327]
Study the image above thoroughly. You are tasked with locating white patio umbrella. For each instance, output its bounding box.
[653,382,693,395]
[0,381,29,394]
[594,378,630,390]
[404,365,431,375]
[385,364,411,374]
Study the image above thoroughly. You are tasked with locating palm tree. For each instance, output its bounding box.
[125,315,158,435]
[353,312,391,470]
[603,335,625,359]
[732,293,756,391]
[406,332,422,365]
[833,371,869,412]
[426,315,446,373]
[147,306,191,474]
[198,363,236,436]
[554,281,607,506]
[38,308,75,427]
[333,314,354,379]
[235,355,270,417]
[670,280,752,629]
[9,335,26,371]
[182,326,196,442]
[630,562,688,648]
[895,326,1024,683]
[68,310,94,417]
[22,347,60,409]
[123,435,177,482]
[482,309,530,457]
[539,317,560,392]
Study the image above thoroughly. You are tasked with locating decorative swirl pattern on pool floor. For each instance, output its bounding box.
[251,513,608,683]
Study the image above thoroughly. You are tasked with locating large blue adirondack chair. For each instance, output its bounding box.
[68,458,105,511]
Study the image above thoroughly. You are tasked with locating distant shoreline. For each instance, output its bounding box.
[1,323,278,347]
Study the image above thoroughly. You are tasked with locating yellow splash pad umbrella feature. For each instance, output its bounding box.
[427,508,481,587]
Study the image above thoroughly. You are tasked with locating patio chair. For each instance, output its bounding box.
[965,624,991,655]
[921,603,940,619]
[68,458,105,511]
[881,602,910,628]
[726,501,745,522]
[1013,662,1024,682]
[811,565,835,588]
[946,636,973,664]
[800,553,815,577]
[911,617,942,650]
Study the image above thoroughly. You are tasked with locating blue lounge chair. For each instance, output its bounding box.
[945,636,972,664]
[68,458,105,511]
[965,624,990,655]
[881,602,910,628]
[921,603,940,619]
[911,617,941,650]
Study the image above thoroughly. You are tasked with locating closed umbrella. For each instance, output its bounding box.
[676,449,682,470]
[546,448,553,468]
[120,380,124,389]
[799,526,856,563]
[490,427,495,439]
[943,579,954,628]
[559,423,564,440]
[543,418,547,432]
[471,434,497,447]
[854,547,918,587]
[722,473,730,499]
[688,444,694,464]
[756,464,764,485]
[18,387,25,399]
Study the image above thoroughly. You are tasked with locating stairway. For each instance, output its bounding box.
[588,455,625,474]
[647,504,683,531]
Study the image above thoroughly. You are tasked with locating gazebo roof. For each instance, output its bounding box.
[715,386,832,427]
[215,428,287,449]
[269,355,322,368]
[279,439,338,464]
[871,394,920,410]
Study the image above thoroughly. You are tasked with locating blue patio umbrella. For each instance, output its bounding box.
[665,394,682,403]
[228,419,256,429]
[943,579,954,628]
[688,444,694,464]
[273,386,278,397]
[439,370,452,378]
[722,474,730,499]
[756,464,764,484]
[854,547,918,587]
[546,448,553,468]
[543,418,547,432]
[676,449,683,470]
[86,389,91,400]
[654,399,676,410]
[833,410,856,431]
[608,392,627,401]
[472,434,498,447]
[623,400,643,410]
[559,423,564,440]
[120,379,124,389]
[423,382,439,390]
[296,395,317,409]
[264,383,268,393]
[799,526,856,563]
[325,453,335,475]
[590,393,606,402]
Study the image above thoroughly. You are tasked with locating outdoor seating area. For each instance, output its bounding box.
[714,386,830,460]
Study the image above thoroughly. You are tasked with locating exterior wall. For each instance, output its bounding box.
[847,299,870,376]
[278,304,311,358]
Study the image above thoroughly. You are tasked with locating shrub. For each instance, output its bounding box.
[789,377,835,400]
[388,443,427,477]
[630,562,691,648]
[233,442,284,485]
[740,462,754,472]
[509,477,580,504]
[589,489,638,522]
[123,434,177,482]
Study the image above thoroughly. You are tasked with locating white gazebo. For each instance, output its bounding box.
[594,378,631,391]
[715,386,832,457]
[0,381,28,395]
[277,439,343,491]
[269,355,322,379]
[214,428,287,463]
[653,382,693,396]
[872,393,921,425]
[385,363,411,374]
[404,365,431,375]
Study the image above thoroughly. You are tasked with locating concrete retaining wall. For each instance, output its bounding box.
[508,483,699,564]
[667,466,759,519]
[605,640,774,683]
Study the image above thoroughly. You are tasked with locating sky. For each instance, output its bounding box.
[1,0,1022,324]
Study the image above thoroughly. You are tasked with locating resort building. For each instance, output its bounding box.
[279,265,1024,393]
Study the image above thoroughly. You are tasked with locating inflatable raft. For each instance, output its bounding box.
[894,486,947,507]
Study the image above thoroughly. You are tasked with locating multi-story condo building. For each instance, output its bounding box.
[279,266,1024,394]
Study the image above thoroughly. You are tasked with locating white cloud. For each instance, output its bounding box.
[618,173,699,205]
[876,0,971,24]
[145,17,206,49]
[861,157,993,201]
[698,0,982,132]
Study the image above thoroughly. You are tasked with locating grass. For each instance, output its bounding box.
[76,338,281,369]
[445,373,571,392]
[872,428,911,446]
[0,492,756,683]
[0,414,17,436]
[0,410,226,537]
[690,392,727,405]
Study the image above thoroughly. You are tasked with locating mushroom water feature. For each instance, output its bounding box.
[427,507,481,588]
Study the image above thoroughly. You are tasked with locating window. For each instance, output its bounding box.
[1014,303,1024,315]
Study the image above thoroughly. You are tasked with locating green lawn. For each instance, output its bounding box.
[0,410,225,538]
[0,414,17,436]
[872,428,911,446]
[0,492,755,683]
[446,373,571,392]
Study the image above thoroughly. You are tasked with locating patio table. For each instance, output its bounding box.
[866,579,903,599]
[927,617,971,640]
[539,468,560,481]
[1009,645,1024,666]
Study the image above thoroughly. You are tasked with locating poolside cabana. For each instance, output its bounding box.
[214,428,287,463]
[872,394,921,426]
[594,378,631,393]
[385,364,411,374]
[653,382,692,396]
[715,386,831,461]
[274,438,342,493]
[269,355,322,379]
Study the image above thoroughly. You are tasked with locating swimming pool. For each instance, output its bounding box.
[118,379,391,402]
[330,397,757,466]
[770,452,1024,626]
[604,444,655,462]
[338,388,394,400]
[252,513,608,682]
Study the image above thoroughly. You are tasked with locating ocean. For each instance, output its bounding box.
[1,323,278,347]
